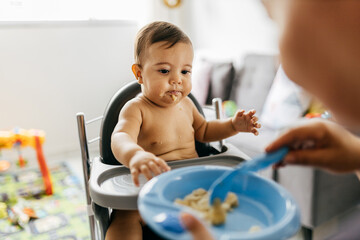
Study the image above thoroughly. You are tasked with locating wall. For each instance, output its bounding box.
[0,20,138,159]
[148,0,279,62]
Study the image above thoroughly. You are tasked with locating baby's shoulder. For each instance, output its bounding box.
[123,96,146,109]
[181,96,199,114]
[182,96,197,108]
[119,96,147,117]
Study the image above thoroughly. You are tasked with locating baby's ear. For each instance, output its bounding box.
[132,64,143,83]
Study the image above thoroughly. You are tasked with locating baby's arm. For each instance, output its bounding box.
[111,101,170,186]
[193,103,260,142]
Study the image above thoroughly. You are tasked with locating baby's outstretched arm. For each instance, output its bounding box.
[192,101,261,142]
[232,109,261,136]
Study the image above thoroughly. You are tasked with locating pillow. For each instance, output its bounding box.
[229,54,277,113]
[205,62,235,105]
[260,65,312,130]
[191,58,212,105]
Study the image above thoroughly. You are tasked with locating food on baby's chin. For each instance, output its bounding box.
[171,94,177,101]
[174,188,238,225]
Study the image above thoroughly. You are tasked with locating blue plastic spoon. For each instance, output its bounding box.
[208,147,289,205]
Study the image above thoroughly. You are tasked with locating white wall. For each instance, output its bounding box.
[0,20,138,159]
[148,0,279,62]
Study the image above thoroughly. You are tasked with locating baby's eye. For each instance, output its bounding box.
[159,69,169,74]
[181,70,191,75]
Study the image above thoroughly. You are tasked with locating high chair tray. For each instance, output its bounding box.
[89,143,249,210]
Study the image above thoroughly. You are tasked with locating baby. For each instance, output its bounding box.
[108,21,261,240]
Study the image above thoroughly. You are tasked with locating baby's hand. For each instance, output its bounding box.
[231,109,261,136]
[129,151,171,187]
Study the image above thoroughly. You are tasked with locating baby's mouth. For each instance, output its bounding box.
[167,90,181,101]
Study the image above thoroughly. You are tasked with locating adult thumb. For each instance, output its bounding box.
[180,212,214,240]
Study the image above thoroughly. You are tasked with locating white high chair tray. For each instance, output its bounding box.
[89,143,249,210]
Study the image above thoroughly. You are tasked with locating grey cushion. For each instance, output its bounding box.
[206,62,235,104]
[229,54,278,113]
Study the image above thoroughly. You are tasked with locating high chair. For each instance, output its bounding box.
[76,80,250,240]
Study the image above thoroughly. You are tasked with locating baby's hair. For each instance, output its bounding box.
[134,21,192,65]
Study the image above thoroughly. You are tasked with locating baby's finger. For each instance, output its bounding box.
[248,109,256,117]
[251,116,259,122]
[254,122,261,128]
[154,158,171,172]
[140,165,153,180]
[236,109,245,118]
[148,160,162,176]
[251,129,259,136]
[131,168,140,187]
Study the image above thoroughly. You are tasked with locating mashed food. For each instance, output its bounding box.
[171,94,177,101]
[174,188,238,225]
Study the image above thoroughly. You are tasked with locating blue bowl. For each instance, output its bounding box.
[138,165,300,240]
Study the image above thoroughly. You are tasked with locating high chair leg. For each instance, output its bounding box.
[77,113,96,240]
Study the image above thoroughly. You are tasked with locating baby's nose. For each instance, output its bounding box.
[170,77,182,85]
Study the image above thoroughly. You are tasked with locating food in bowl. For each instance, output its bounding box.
[174,188,238,225]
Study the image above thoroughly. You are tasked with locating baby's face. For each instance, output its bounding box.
[138,41,193,107]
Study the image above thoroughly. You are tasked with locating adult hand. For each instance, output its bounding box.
[180,212,214,240]
[129,151,170,186]
[266,120,360,173]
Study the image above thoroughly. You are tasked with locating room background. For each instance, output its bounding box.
[0,0,279,159]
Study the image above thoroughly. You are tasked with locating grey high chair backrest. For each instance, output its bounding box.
[100,80,213,166]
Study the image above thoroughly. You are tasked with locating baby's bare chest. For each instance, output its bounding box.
[137,108,195,152]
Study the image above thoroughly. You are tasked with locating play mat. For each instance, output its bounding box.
[0,162,90,240]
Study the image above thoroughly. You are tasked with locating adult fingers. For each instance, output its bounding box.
[180,212,214,240]
[283,148,345,172]
[266,122,326,153]
[273,160,286,169]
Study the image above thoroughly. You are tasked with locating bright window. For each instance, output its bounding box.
[0,0,150,24]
